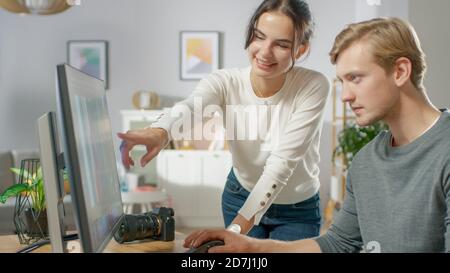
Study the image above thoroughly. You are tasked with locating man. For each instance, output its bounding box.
[184,17,450,253]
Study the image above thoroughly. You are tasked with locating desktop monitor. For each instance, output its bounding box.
[54,64,124,253]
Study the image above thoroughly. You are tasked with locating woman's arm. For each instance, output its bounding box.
[229,214,255,235]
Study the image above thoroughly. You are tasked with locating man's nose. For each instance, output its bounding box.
[341,83,355,103]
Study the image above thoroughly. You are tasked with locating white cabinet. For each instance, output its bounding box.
[157,150,232,228]
[163,152,202,219]
[199,153,232,219]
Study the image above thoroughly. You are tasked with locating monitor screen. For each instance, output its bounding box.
[56,64,123,253]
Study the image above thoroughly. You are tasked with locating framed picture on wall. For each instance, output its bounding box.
[180,31,220,80]
[67,40,109,89]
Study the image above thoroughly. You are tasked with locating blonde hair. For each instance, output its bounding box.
[330,17,426,90]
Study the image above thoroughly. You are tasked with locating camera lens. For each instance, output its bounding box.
[114,213,160,243]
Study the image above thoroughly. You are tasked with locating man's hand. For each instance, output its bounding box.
[183,229,259,253]
[117,127,168,169]
[183,228,322,253]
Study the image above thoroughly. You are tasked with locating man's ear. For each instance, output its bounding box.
[393,57,412,87]
[295,44,309,59]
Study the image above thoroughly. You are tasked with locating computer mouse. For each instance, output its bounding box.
[186,240,225,253]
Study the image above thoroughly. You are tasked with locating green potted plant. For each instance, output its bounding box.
[0,167,47,236]
[0,167,45,209]
[0,166,69,239]
[333,121,388,170]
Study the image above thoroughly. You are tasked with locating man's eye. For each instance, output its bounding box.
[350,75,360,82]
[277,44,290,48]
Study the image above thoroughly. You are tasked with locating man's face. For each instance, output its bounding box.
[336,41,399,126]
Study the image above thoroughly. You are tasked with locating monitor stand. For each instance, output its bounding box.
[37,112,69,253]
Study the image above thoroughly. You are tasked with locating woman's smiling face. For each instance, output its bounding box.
[248,11,298,80]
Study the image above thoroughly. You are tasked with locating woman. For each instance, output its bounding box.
[119,0,329,241]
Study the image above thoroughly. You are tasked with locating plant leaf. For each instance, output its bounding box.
[0,183,29,203]
[37,178,46,211]
[10,167,31,179]
[7,167,47,211]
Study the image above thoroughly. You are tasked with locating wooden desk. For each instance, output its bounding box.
[0,232,188,253]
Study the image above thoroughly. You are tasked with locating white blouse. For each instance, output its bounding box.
[151,66,330,225]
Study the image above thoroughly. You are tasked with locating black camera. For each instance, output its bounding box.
[114,207,175,243]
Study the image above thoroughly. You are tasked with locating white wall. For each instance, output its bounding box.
[355,0,409,22]
[0,0,359,151]
[0,1,346,174]
[410,0,450,109]
[302,0,355,81]
[0,0,258,152]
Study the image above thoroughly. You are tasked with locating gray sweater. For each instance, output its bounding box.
[316,110,450,253]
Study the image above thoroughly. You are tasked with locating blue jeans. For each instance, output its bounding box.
[222,168,321,241]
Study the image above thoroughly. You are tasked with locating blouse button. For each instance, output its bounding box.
[266,193,271,198]
[272,184,277,189]
[260,201,266,206]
